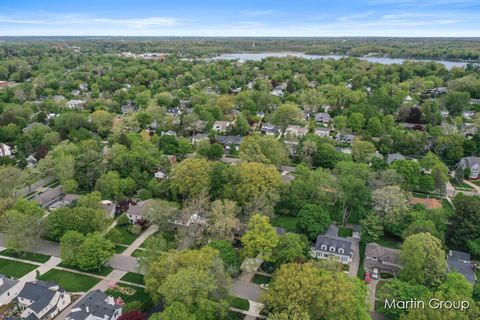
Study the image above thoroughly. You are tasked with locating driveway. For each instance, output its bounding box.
[368,279,380,312]
[108,254,141,274]
[230,279,263,302]
[348,237,360,278]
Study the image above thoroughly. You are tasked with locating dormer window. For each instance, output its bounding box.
[329,246,335,252]
[338,248,344,254]
[321,245,327,251]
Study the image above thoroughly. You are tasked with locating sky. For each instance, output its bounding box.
[0,0,479,37]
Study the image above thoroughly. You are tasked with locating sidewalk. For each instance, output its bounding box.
[122,224,158,256]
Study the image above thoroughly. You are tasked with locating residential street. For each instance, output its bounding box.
[0,233,60,257]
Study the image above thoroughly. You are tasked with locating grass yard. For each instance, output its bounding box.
[377,234,402,249]
[338,227,353,238]
[472,180,480,186]
[132,249,146,258]
[106,284,152,311]
[115,245,128,254]
[227,310,245,320]
[230,296,250,311]
[0,249,50,263]
[58,262,113,277]
[140,230,176,250]
[271,215,298,233]
[116,225,140,245]
[121,272,145,285]
[450,178,475,189]
[251,274,272,285]
[38,269,100,292]
[0,257,37,278]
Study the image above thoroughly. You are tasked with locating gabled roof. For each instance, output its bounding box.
[365,243,401,265]
[314,225,352,255]
[0,274,19,296]
[67,290,121,320]
[126,199,155,217]
[459,156,480,169]
[386,153,406,165]
[17,281,64,313]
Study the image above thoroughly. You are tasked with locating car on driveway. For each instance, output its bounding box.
[372,268,379,280]
[364,271,371,284]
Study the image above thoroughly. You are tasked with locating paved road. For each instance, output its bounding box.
[0,233,60,257]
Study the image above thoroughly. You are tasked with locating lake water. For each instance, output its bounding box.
[208,52,472,70]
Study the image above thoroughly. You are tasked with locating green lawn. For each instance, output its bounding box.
[58,262,113,277]
[0,257,37,278]
[442,198,454,216]
[377,234,402,249]
[227,310,245,320]
[338,227,353,238]
[357,241,366,279]
[115,245,127,254]
[472,180,480,186]
[116,225,140,245]
[132,249,146,258]
[271,215,298,233]
[105,284,152,311]
[0,249,50,263]
[450,178,475,189]
[230,296,250,311]
[252,274,272,285]
[140,230,176,250]
[38,269,100,292]
[121,272,145,285]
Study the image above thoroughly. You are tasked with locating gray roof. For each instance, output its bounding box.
[126,199,155,217]
[315,112,331,122]
[33,185,64,208]
[314,225,352,255]
[215,135,243,145]
[0,274,19,296]
[459,156,480,169]
[447,260,476,284]
[365,243,401,266]
[67,290,121,320]
[387,153,406,165]
[17,281,64,313]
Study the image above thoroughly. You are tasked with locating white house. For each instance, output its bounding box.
[285,125,308,137]
[154,171,166,180]
[311,225,353,265]
[315,127,331,137]
[15,280,71,320]
[0,143,11,157]
[0,274,23,307]
[315,112,331,124]
[126,199,155,223]
[66,290,122,320]
[66,99,86,110]
[458,156,480,179]
[213,121,231,133]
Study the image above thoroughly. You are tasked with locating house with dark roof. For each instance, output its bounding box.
[66,290,122,320]
[311,225,353,265]
[215,135,244,151]
[315,112,331,124]
[386,153,406,165]
[458,156,480,179]
[335,133,355,144]
[0,274,22,307]
[14,280,71,320]
[126,199,155,224]
[447,250,477,285]
[364,243,402,276]
[32,186,64,209]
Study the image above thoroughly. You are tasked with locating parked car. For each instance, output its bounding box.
[260,284,269,290]
[372,268,379,280]
[364,272,371,284]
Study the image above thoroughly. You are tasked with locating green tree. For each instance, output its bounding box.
[170,158,212,199]
[348,112,366,132]
[360,213,384,242]
[272,233,309,264]
[372,185,409,236]
[47,207,108,241]
[400,233,447,287]
[448,194,480,249]
[241,213,279,261]
[60,231,85,266]
[76,233,115,271]
[0,207,44,253]
[352,140,377,163]
[442,91,470,116]
[239,134,287,168]
[272,103,304,130]
[297,204,331,241]
[207,199,239,241]
[263,262,369,320]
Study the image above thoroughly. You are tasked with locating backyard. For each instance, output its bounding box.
[271,215,298,233]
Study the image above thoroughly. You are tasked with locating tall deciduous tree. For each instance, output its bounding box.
[241,213,279,261]
[448,194,480,249]
[400,232,447,288]
[170,158,212,199]
[297,204,331,241]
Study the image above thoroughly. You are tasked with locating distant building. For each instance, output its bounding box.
[0,143,12,157]
[213,121,231,133]
[215,135,243,151]
[315,127,331,137]
[261,123,281,137]
[447,250,476,285]
[66,100,86,110]
[33,186,64,209]
[285,125,308,137]
[470,99,480,105]
[462,110,476,120]
[458,156,480,179]
[364,243,402,276]
[335,133,355,144]
[99,200,116,218]
[311,225,353,265]
[66,290,122,320]
[315,112,331,124]
[14,280,71,320]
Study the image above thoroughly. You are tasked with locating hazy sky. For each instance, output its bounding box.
[1,0,479,37]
